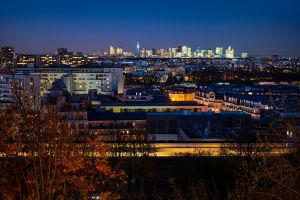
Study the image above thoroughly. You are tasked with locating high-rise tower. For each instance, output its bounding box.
[225,46,234,58]
[215,47,223,58]
[109,45,115,56]
[136,42,140,56]
[116,47,123,57]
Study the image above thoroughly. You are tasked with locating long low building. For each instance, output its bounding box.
[97,101,208,113]
[14,66,125,96]
[146,111,252,142]
[63,110,252,142]
[195,83,300,118]
[59,110,253,142]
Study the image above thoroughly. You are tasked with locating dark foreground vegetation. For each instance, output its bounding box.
[120,148,300,200]
[0,85,299,200]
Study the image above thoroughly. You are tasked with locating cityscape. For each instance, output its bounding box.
[0,0,300,199]
[0,44,238,69]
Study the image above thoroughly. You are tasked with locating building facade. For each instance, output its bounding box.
[22,67,124,96]
[0,69,40,108]
[1,46,14,68]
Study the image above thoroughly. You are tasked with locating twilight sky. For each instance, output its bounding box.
[0,0,299,56]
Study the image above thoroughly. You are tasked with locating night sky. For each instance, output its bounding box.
[0,0,299,56]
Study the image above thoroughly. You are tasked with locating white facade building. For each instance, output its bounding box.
[29,67,124,96]
[215,47,223,58]
[225,46,235,58]
[241,52,248,58]
[0,70,40,108]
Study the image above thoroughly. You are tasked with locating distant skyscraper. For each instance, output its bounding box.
[187,47,192,58]
[195,47,201,53]
[215,47,223,58]
[207,49,214,58]
[136,42,140,56]
[195,47,201,58]
[182,46,188,57]
[141,48,146,57]
[116,47,123,56]
[151,48,156,56]
[1,46,14,68]
[170,48,176,57]
[109,45,115,56]
[225,46,235,58]
[145,49,153,57]
[241,52,248,58]
[176,46,182,53]
[200,50,207,58]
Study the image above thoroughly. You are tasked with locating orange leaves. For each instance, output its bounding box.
[100,191,119,200]
[0,97,126,199]
[87,183,96,192]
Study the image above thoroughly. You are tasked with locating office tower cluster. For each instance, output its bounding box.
[0,44,246,69]
[131,44,239,58]
[109,45,123,57]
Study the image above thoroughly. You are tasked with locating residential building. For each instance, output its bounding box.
[18,66,124,96]
[1,46,14,68]
[0,69,40,108]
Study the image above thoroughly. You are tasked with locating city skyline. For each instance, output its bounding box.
[1,0,300,56]
[2,44,238,57]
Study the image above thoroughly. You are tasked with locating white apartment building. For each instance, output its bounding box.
[0,70,40,108]
[28,67,124,96]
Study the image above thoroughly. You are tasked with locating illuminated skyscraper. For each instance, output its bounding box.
[1,46,15,68]
[215,47,223,58]
[151,48,156,56]
[187,47,192,58]
[207,49,214,58]
[175,46,182,57]
[182,46,188,57]
[195,47,201,58]
[225,46,235,58]
[109,45,115,56]
[200,50,207,58]
[241,52,248,58]
[116,47,123,56]
[141,48,146,57]
[136,42,140,56]
[170,48,177,57]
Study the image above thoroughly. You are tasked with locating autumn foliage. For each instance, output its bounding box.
[0,86,126,199]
